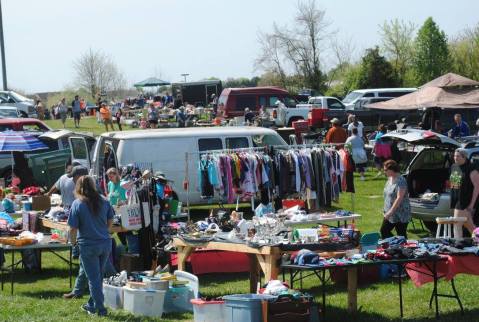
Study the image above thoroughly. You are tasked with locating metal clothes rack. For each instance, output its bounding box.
[183,143,356,217]
[184,146,268,218]
[271,143,356,213]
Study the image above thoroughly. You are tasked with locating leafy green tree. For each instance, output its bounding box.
[379,19,416,86]
[450,24,479,81]
[413,17,450,84]
[356,47,398,89]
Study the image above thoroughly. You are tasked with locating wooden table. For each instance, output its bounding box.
[40,218,128,233]
[173,237,346,293]
[174,237,283,292]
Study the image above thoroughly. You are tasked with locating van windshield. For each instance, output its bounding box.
[343,92,362,104]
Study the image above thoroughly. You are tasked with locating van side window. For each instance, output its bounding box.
[235,96,256,111]
[378,91,410,97]
[226,137,249,149]
[363,93,374,97]
[198,138,223,152]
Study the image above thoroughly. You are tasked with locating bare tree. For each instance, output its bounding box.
[73,48,126,99]
[254,29,287,88]
[255,0,330,92]
[379,19,416,85]
[327,35,356,87]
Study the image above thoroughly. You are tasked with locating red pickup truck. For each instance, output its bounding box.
[0,118,52,132]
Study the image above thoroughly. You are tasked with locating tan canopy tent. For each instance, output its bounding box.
[367,73,479,110]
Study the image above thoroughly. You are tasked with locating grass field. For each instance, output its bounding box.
[43,116,138,136]
[2,119,478,321]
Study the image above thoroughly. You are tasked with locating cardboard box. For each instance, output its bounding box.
[32,195,51,211]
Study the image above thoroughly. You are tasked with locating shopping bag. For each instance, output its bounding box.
[352,148,368,164]
[119,191,150,231]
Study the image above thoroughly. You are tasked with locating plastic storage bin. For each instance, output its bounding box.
[103,284,124,310]
[142,277,169,290]
[123,287,166,317]
[164,286,194,313]
[191,299,225,322]
[223,294,276,322]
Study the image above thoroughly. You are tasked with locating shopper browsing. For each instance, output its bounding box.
[68,175,114,316]
[381,160,411,239]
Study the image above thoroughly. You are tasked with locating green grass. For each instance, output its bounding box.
[43,116,139,136]
[6,119,478,321]
[1,172,477,321]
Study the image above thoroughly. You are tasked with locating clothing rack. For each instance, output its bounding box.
[271,143,356,213]
[183,143,356,218]
[184,146,269,218]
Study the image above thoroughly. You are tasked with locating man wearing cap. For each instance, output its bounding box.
[47,161,82,209]
[325,118,347,144]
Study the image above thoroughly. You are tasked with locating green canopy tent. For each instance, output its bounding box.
[134,77,170,88]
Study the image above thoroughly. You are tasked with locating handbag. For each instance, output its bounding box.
[119,189,150,231]
[352,148,368,164]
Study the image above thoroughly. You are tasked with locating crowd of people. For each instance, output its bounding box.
[322,112,479,240]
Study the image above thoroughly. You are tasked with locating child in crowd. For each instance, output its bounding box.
[140,117,147,129]
[2,193,16,213]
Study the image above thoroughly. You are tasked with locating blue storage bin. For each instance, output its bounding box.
[223,294,277,322]
[163,286,194,313]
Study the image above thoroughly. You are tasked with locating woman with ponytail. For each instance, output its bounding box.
[68,175,114,316]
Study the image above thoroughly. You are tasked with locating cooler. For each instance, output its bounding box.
[191,299,226,322]
[223,294,276,322]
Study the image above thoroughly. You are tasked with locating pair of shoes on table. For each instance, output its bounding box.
[81,304,107,316]
[63,292,82,299]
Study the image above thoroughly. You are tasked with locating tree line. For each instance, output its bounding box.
[254,0,479,98]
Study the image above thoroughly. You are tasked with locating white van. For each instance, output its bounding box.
[342,88,417,110]
[68,127,286,205]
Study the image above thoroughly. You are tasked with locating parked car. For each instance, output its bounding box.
[0,90,37,118]
[343,88,417,111]
[277,96,346,128]
[0,105,24,118]
[0,128,95,188]
[0,118,51,132]
[217,87,297,118]
[381,129,479,233]
[69,127,287,205]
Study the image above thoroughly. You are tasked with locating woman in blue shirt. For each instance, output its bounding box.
[68,175,114,316]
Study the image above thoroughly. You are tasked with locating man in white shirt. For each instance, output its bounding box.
[347,115,364,138]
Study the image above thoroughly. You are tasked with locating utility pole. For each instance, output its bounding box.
[181,73,189,83]
[0,0,7,90]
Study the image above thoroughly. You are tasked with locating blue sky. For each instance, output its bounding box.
[3,0,478,93]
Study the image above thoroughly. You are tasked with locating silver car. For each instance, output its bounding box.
[0,90,37,118]
[382,129,479,232]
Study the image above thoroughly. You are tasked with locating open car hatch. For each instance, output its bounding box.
[382,129,460,149]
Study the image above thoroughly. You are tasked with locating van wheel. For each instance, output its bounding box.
[20,111,28,118]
